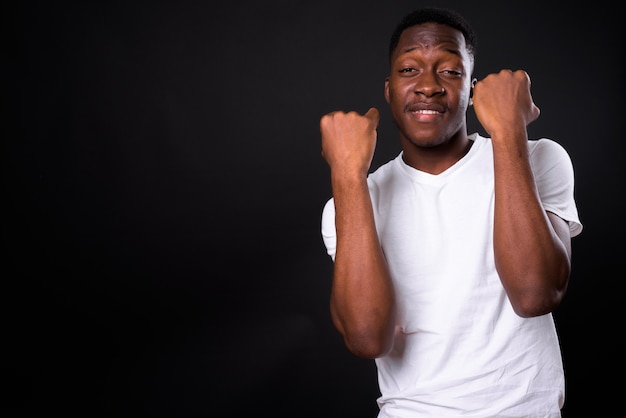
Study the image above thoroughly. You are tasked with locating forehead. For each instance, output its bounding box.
[394,22,467,58]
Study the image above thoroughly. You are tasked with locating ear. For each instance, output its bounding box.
[384,77,391,103]
[470,78,477,98]
[468,78,477,107]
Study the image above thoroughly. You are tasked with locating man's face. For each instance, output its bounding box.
[385,22,473,148]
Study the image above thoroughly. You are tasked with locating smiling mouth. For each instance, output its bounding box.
[405,102,445,114]
[408,108,443,122]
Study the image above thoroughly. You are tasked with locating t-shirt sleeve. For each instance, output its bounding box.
[529,138,583,237]
[320,197,337,261]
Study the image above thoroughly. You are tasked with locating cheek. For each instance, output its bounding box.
[457,92,471,109]
[387,85,408,107]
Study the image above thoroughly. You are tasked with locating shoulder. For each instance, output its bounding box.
[527,138,574,174]
[367,153,404,188]
[527,138,570,158]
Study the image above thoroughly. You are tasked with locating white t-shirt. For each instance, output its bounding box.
[321,133,583,418]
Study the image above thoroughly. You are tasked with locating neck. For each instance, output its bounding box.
[401,133,473,175]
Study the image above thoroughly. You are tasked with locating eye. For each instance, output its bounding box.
[440,69,462,77]
[399,67,416,74]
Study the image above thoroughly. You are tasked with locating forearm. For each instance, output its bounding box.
[330,172,395,358]
[492,132,570,317]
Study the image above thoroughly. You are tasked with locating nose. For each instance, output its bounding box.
[414,73,445,97]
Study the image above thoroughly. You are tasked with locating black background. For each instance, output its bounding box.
[5,1,624,417]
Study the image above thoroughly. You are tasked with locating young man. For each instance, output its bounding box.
[319,7,582,417]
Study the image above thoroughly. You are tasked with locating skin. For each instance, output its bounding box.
[320,23,572,359]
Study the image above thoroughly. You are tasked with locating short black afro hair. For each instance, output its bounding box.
[389,7,478,62]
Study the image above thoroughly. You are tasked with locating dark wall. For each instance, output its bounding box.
[5,1,623,417]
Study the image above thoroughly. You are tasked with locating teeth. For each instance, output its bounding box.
[417,110,438,114]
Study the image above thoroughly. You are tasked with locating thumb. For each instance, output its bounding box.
[364,107,380,126]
